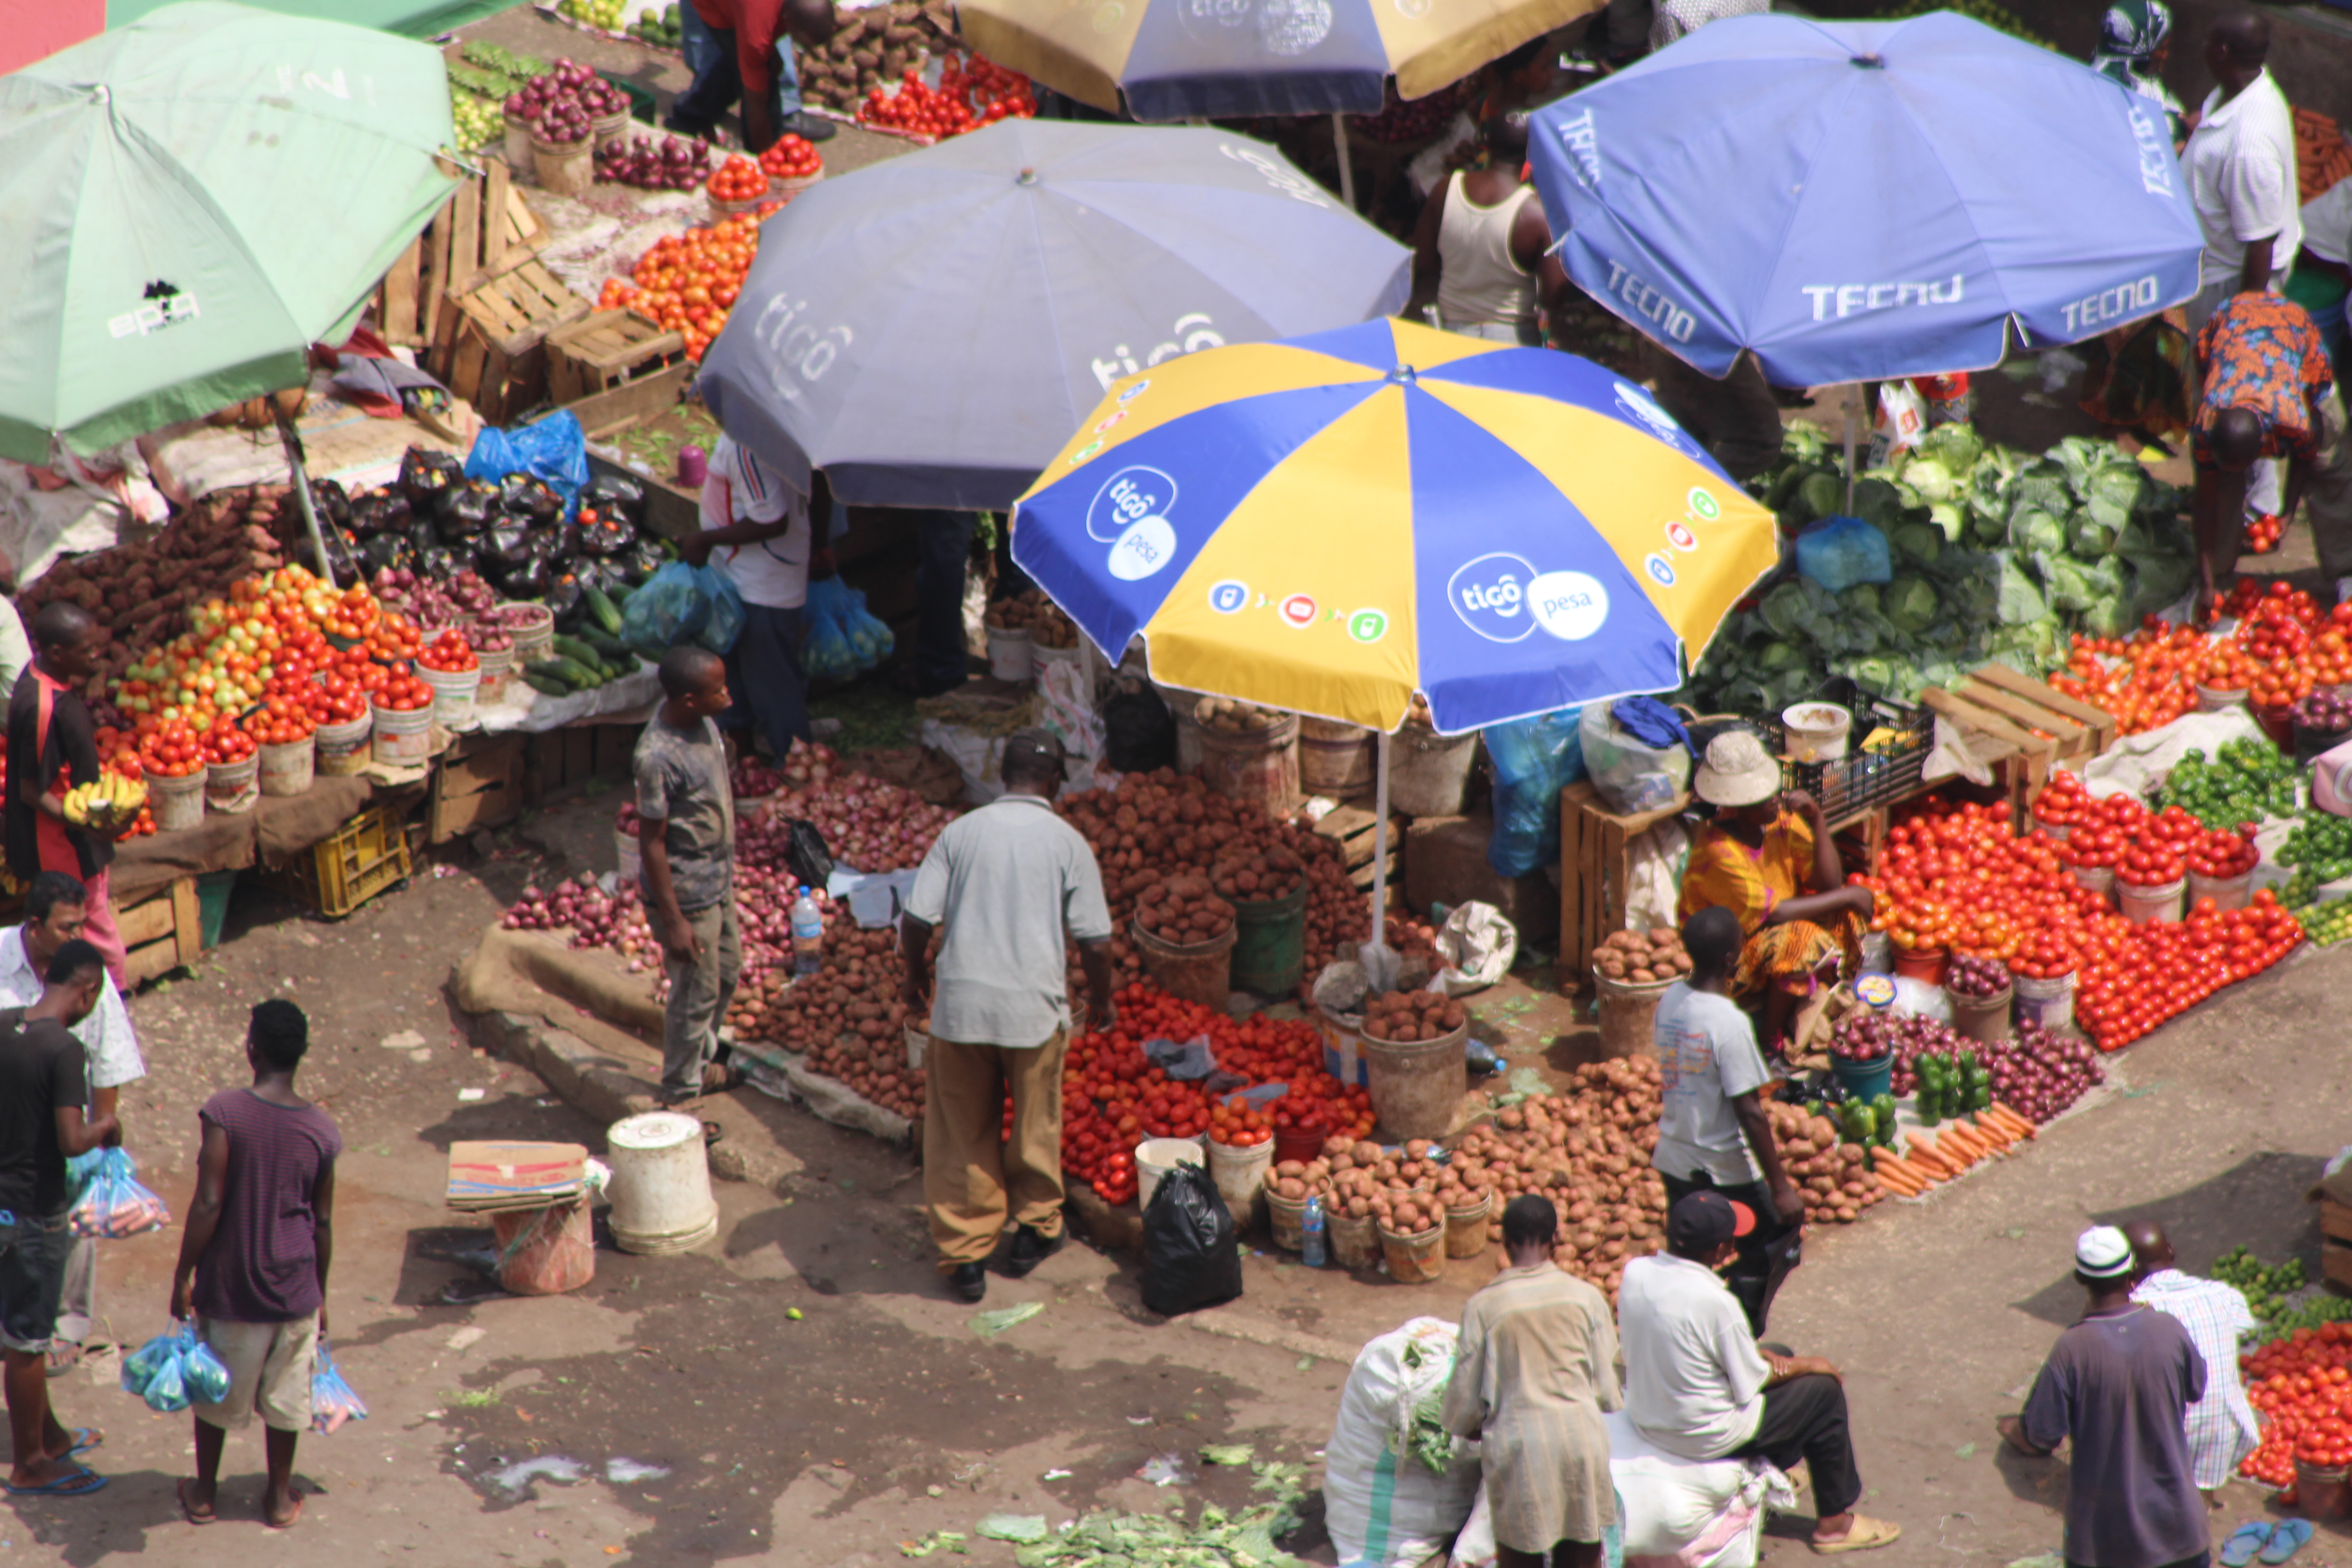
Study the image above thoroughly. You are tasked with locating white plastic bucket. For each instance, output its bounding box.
[259,738,315,797]
[150,768,207,832]
[316,715,372,775]
[1033,641,1081,676]
[204,754,259,814]
[2188,868,2254,911]
[2118,876,2185,925]
[1782,701,1853,762]
[2070,863,2117,907]
[605,1110,719,1255]
[1135,1137,1204,1212]
[501,603,555,667]
[987,625,1034,682]
[1206,1135,1274,1221]
[2195,683,2248,713]
[477,645,515,706]
[420,665,482,730]
[371,701,435,767]
[2014,971,2077,1033]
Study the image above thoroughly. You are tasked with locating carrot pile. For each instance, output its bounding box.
[1867,1104,2038,1197]
[2296,108,2352,204]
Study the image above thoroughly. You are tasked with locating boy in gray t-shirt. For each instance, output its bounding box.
[634,648,740,1103]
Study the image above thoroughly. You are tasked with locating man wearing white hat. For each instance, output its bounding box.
[1998,1226,2210,1568]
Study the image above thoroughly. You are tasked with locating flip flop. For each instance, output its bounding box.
[1812,1516,1901,1554]
[65,1428,102,1457]
[7,1465,107,1497]
[44,1343,81,1378]
[2261,1518,2313,1564]
[177,1478,217,1525]
[2224,1523,2275,1566]
[264,1491,305,1531]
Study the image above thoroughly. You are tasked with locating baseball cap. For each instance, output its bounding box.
[1667,1191,1755,1254]
[1001,728,1067,774]
[2076,1225,2133,1279]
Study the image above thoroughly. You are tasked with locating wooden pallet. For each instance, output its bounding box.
[1311,799,1405,899]
[1920,664,2117,831]
[433,259,592,425]
[546,309,686,405]
[121,876,203,987]
[376,160,550,348]
[429,733,528,843]
[1558,780,1690,992]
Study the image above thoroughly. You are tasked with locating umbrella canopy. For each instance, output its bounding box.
[697,119,1411,511]
[0,0,522,77]
[1526,12,2205,387]
[956,0,1597,120]
[1008,318,1777,735]
[0,1,458,462]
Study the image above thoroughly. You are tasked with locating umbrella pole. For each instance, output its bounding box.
[1843,407,1857,514]
[1333,113,1356,211]
[274,409,339,590]
[1367,727,1392,962]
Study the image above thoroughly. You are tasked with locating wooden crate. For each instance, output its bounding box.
[1311,799,1406,901]
[121,877,203,987]
[1920,664,2117,831]
[546,309,686,407]
[429,733,527,843]
[433,260,592,425]
[376,160,549,349]
[526,722,644,803]
[1559,780,1691,992]
[2327,1238,2352,1294]
[2321,1197,2352,1246]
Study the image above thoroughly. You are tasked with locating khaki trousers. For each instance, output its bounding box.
[922,1028,1067,1267]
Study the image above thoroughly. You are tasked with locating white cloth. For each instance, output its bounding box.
[0,598,29,700]
[2186,72,2303,290]
[1650,983,1770,1185]
[1435,175,1538,333]
[2304,179,2352,268]
[0,925,142,1092]
[2132,1269,2261,1490]
[699,435,810,610]
[1617,1252,1771,1461]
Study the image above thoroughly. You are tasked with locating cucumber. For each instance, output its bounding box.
[551,633,599,666]
[583,584,624,637]
[579,629,633,666]
[523,671,572,697]
[544,655,605,687]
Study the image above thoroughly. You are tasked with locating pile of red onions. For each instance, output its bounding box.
[506,60,627,145]
[731,753,784,799]
[1945,953,2010,1000]
[1980,1024,2104,1123]
[766,777,956,873]
[501,875,657,968]
[1846,1010,1964,1079]
[594,132,711,190]
[1830,1007,1902,1063]
[779,739,840,790]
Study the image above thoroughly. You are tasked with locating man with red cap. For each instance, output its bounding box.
[1618,1192,1900,1554]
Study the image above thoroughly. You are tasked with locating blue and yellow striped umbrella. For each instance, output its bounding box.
[1009,318,1779,736]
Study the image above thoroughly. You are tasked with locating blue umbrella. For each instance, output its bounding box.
[1527,12,2204,386]
[697,119,1409,510]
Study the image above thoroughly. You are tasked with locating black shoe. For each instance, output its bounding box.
[663,113,717,139]
[949,1263,986,1303]
[1001,1225,1064,1279]
[778,111,837,143]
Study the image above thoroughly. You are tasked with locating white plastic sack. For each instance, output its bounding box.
[1036,651,1105,766]
[1865,382,1926,468]
[1622,820,1691,935]
[1922,714,1996,788]
[1889,975,1952,1023]
[1325,1318,1482,1568]
[2079,709,2269,802]
[1435,902,1517,993]
[1609,1411,1794,1568]
[1580,704,1692,815]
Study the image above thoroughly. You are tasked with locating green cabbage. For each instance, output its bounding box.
[2068,512,2117,557]
[1758,641,1803,671]
[2051,436,2109,498]
[1783,420,1829,465]
[1842,583,1882,617]
[2083,462,2147,534]
[1928,502,1966,543]
[1795,472,1843,525]
[1991,550,2047,625]
[2008,505,2067,555]
[1904,456,1958,503]
[1760,579,1817,640]
[1884,574,1940,632]
[1851,476,1906,530]
[1893,521,1945,564]
[1917,421,1984,472]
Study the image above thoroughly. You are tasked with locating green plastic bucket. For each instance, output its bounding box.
[1230,881,1308,996]
[195,870,237,949]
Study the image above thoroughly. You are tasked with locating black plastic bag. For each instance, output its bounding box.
[581,475,644,529]
[500,473,563,524]
[310,478,351,531]
[434,478,499,543]
[399,447,461,510]
[349,489,406,541]
[615,538,668,584]
[1103,685,1176,774]
[405,514,440,561]
[476,521,536,572]
[781,819,833,890]
[360,532,417,577]
[323,526,362,580]
[578,557,627,597]
[497,550,557,602]
[575,510,638,557]
[419,546,466,583]
[1141,1164,1241,1316]
[542,567,585,626]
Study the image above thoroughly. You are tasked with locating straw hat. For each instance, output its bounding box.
[1693,730,1781,808]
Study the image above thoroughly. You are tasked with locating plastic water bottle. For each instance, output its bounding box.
[790,892,824,977]
[1302,1195,1327,1268]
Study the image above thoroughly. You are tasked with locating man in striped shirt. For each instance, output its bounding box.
[2127,1221,2259,1505]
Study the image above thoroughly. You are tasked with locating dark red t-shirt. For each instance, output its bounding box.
[191,1087,343,1325]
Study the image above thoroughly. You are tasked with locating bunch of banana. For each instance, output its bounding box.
[63,775,147,832]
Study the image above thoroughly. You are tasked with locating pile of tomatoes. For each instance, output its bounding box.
[756,135,822,180]
[706,154,768,204]
[139,720,206,779]
[858,54,1035,140]
[2053,620,2207,735]
[2244,511,2285,554]
[2054,585,2348,736]
[2240,1323,2352,1491]
[2073,892,2303,1048]
[373,666,434,714]
[2114,804,2202,888]
[200,725,256,767]
[2186,825,2261,879]
[418,629,478,674]
[242,698,318,747]
[598,213,761,361]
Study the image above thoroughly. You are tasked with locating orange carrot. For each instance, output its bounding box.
[1870,1148,1933,1187]
[1943,1124,1994,1161]
[1987,1104,2038,1139]
[1903,1143,1959,1179]
[1873,1163,1925,1196]
[1967,1116,2014,1150]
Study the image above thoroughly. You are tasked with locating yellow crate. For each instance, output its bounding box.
[277,803,413,918]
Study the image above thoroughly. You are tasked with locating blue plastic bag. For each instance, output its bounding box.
[621,560,720,654]
[463,409,592,522]
[799,576,862,681]
[121,1321,230,1413]
[1793,514,1893,592]
[311,1339,368,1433]
[698,565,745,656]
[68,1146,169,1238]
[1485,710,1587,877]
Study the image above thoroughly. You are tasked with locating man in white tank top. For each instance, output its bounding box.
[1406,112,1567,347]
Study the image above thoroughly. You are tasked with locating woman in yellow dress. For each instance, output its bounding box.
[1677,732,1874,1053]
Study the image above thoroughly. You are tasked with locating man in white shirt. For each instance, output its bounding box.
[2126,1221,2259,1505]
[1619,1193,1899,1553]
[0,871,144,1373]
[681,434,822,764]
[2184,11,2300,329]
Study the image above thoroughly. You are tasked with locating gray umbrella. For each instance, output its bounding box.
[696,118,1410,510]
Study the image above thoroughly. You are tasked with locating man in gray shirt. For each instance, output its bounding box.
[902,731,1116,1303]
[635,647,741,1106]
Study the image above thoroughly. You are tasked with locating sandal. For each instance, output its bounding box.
[2261,1519,2313,1565]
[701,1061,744,1094]
[701,1120,724,1147]
[44,1342,81,1378]
[177,1477,217,1525]
[1812,1516,1901,1554]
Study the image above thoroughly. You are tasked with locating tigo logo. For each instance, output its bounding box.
[1449,553,1536,643]
[1526,572,1609,641]
[1087,465,1176,543]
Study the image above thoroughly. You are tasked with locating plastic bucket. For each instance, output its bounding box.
[1891,943,1948,985]
[1831,1052,1893,1102]
[1135,1137,1204,1212]
[1594,971,1673,1059]
[421,665,481,730]
[1945,983,2014,1044]
[371,701,435,767]
[1266,1188,1308,1252]
[2070,863,2117,906]
[2297,722,2352,766]
[2118,876,2184,925]
[1274,1122,1324,1165]
[316,715,372,775]
[1328,1209,1378,1269]
[1782,701,1852,762]
[205,754,259,814]
[1196,708,1301,819]
[531,134,593,196]
[2256,706,2293,750]
[606,1111,720,1255]
[1444,1192,1494,1259]
[592,107,632,151]
[150,768,208,832]
[2187,868,2254,911]
[1859,930,1893,973]
[1206,1136,1273,1223]
[1318,1006,1369,1088]
[2014,971,2076,1033]
[617,825,642,887]
[1132,917,1235,1011]
[1033,641,1082,680]
[1299,717,1375,796]
[1379,1222,1446,1284]
[2294,1460,2352,1521]
[1362,1021,1470,1142]
[902,1021,927,1072]
[258,738,314,797]
[2195,683,2248,713]
[1389,723,1477,817]
[1230,882,1307,997]
[476,644,515,707]
[501,603,555,667]
[491,1196,596,1295]
[986,625,1034,682]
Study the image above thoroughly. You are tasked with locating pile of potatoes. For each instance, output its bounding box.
[985,588,1077,647]
[727,925,934,1120]
[1195,696,1284,733]
[1274,1136,1488,1238]
[1213,846,1303,902]
[1594,927,1692,985]
[1362,989,1467,1043]
[1134,873,1235,947]
[1765,1098,1884,1226]
[794,0,956,113]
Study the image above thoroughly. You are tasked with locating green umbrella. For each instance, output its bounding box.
[0,0,459,465]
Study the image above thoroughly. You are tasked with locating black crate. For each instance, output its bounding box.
[1781,685,1935,823]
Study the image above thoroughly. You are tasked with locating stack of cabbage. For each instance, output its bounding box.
[1690,422,2194,712]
